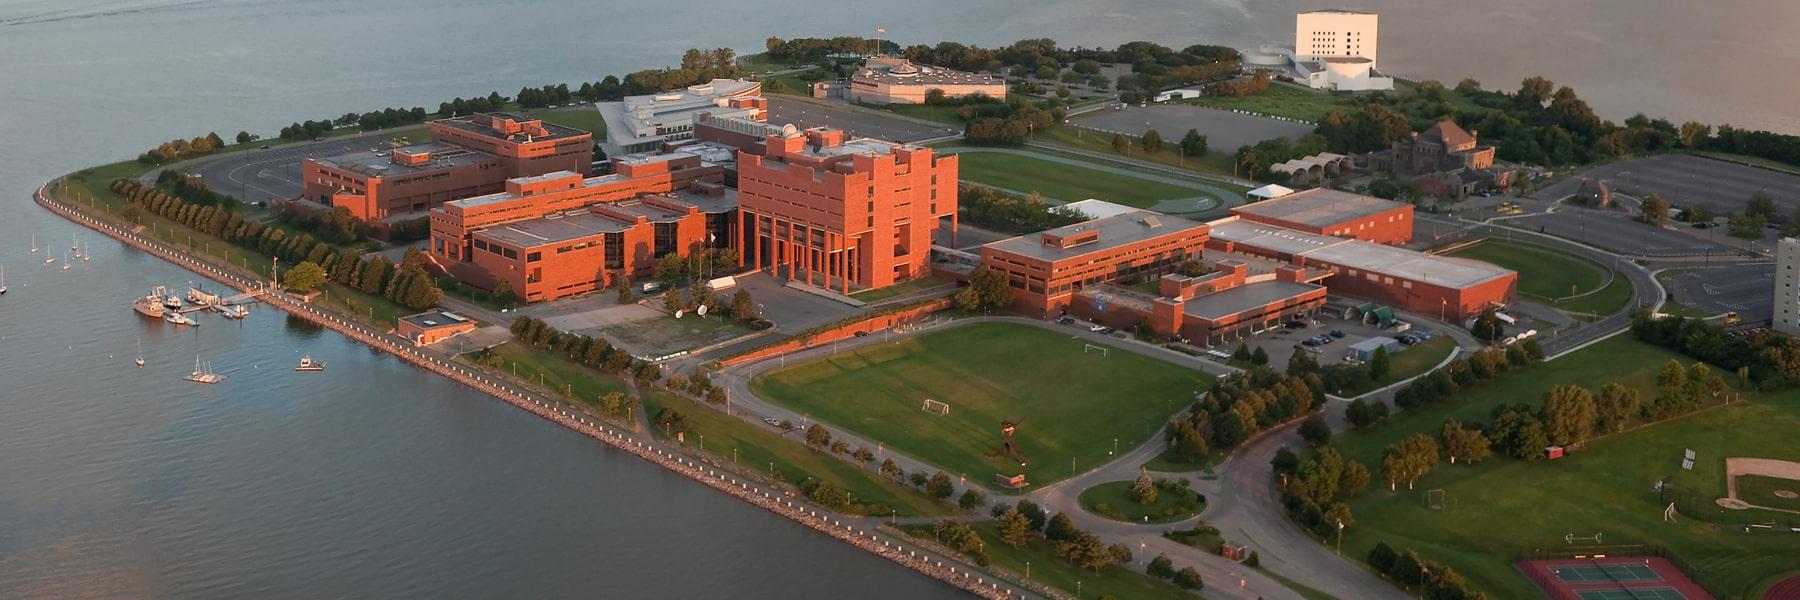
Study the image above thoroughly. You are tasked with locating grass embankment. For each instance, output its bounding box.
[751,322,1212,489]
[472,342,632,405]
[1336,336,1459,397]
[951,151,1207,209]
[530,106,609,139]
[848,275,955,303]
[1330,336,1800,598]
[1034,124,1239,179]
[1078,480,1203,523]
[1179,83,1355,123]
[57,158,416,331]
[1446,239,1631,316]
[899,522,1195,599]
[640,388,954,517]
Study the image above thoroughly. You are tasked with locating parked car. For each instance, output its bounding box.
[1057,316,1076,325]
[1285,320,1308,329]
[1302,338,1321,347]
[1328,330,1346,338]
[1089,324,1107,332]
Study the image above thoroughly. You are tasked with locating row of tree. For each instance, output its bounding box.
[152,169,237,208]
[1632,311,1800,389]
[957,186,1086,234]
[136,132,227,165]
[1168,365,1325,464]
[1367,543,1486,600]
[1391,342,1543,411]
[1274,446,1367,537]
[507,315,656,381]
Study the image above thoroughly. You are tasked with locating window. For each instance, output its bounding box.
[526,252,542,262]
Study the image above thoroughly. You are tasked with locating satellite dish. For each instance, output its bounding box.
[697,304,709,316]
[780,123,800,138]
[675,310,685,319]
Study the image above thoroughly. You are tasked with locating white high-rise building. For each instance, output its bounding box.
[1295,9,1379,64]
[1776,238,1800,335]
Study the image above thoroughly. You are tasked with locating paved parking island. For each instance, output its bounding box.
[1074,104,1314,154]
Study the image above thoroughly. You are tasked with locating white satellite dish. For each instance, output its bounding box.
[697,304,709,316]
[675,310,685,319]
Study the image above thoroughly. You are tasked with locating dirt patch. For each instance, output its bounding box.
[1722,457,1800,514]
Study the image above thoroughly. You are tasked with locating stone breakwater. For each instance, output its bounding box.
[35,182,1024,600]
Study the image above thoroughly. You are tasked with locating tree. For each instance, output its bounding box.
[1232,341,1252,363]
[1141,128,1163,152]
[880,458,901,478]
[1300,413,1332,446]
[853,447,874,463]
[1540,384,1599,446]
[1728,211,1767,240]
[1112,133,1131,153]
[804,423,831,448]
[616,278,633,304]
[1346,398,1389,428]
[1017,499,1049,531]
[1469,307,1505,342]
[1596,382,1641,434]
[730,288,756,321]
[1688,205,1714,224]
[1179,129,1208,157]
[1439,418,1492,465]
[1271,446,1300,475]
[1250,346,1270,365]
[998,509,1033,548]
[1173,566,1204,590]
[491,278,515,303]
[927,470,955,500]
[959,488,986,510]
[235,131,257,144]
[1368,345,1392,381]
[1148,554,1175,579]
[283,261,326,291]
[954,266,1012,312]
[1045,511,1078,541]
[1131,468,1158,505]
[1055,531,1117,572]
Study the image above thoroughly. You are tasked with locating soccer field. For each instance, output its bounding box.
[750,323,1212,489]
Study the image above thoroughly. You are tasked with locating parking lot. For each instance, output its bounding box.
[1661,262,1774,322]
[186,128,425,205]
[1073,103,1315,155]
[1508,207,1741,258]
[1533,153,1800,216]
[765,96,958,143]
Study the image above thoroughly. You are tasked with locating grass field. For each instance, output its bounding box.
[470,342,631,407]
[951,151,1208,208]
[1330,336,1800,599]
[848,275,955,303]
[1447,239,1632,316]
[875,103,967,125]
[1734,475,1800,512]
[591,314,752,357]
[641,389,954,518]
[900,522,1194,599]
[531,106,607,139]
[1334,336,1459,397]
[751,323,1212,489]
[1078,480,1204,523]
[1180,84,1356,123]
[1034,124,1239,179]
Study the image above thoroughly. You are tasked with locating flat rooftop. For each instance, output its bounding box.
[1184,280,1324,321]
[1209,218,1347,257]
[855,61,1003,87]
[986,211,1207,263]
[436,112,589,142]
[313,141,493,178]
[1230,188,1406,228]
[649,187,738,215]
[400,309,472,330]
[1302,239,1514,289]
[475,210,631,248]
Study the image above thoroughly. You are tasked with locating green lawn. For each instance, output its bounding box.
[752,323,1212,489]
[1331,336,1798,599]
[952,151,1208,208]
[1180,84,1357,123]
[592,314,753,357]
[849,275,955,303]
[1078,480,1204,523]
[1335,336,1459,397]
[640,388,954,518]
[1035,124,1239,179]
[471,342,630,406]
[530,106,607,139]
[875,103,966,125]
[901,522,1196,599]
[1447,239,1632,316]
[1734,475,1800,512]
[1141,450,1218,474]
[763,68,834,96]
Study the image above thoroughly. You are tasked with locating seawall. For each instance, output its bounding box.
[34,181,1024,600]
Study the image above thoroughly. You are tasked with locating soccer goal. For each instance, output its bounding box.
[1427,488,1446,511]
[1084,343,1109,357]
[921,398,951,416]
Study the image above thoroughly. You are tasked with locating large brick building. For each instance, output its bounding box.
[427,144,736,301]
[301,113,592,225]
[828,57,1007,105]
[980,211,1212,318]
[1068,261,1329,346]
[737,127,959,294]
[1229,188,1413,245]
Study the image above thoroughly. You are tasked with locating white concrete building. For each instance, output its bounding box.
[1296,9,1380,64]
[1776,237,1800,335]
[596,79,763,157]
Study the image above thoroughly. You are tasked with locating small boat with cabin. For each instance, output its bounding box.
[164,311,198,327]
[294,355,326,372]
[133,293,165,318]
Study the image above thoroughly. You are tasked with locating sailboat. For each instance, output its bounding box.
[184,355,225,384]
[134,338,145,368]
[31,234,38,254]
[82,242,91,262]
[71,233,78,252]
[1,265,7,295]
[61,250,70,271]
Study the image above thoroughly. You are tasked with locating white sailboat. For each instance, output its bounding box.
[70,233,78,252]
[134,337,145,368]
[30,234,38,254]
[61,250,70,271]
[184,355,225,384]
[1,265,7,294]
[82,242,91,262]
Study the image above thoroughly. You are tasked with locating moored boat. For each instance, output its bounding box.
[294,355,325,372]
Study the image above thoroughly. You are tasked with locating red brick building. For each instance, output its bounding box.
[427,144,737,301]
[1207,218,1515,320]
[736,127,958,293]
[980,211,1212,317]
[395,309,478,346]
[302,113,592,225]
[1067,260,1328,345]
[1229,188,1413,245]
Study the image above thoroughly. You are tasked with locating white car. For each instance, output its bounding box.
[1088,324,1107,332]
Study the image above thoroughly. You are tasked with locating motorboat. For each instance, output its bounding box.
[164,311,198,327]
[294,355,326,372]
[133,294,165,318]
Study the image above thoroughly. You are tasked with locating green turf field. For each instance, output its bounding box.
[951,151,1208,208]
[1447,239,1631,316]
[751,322,1212,489]
[1734,474,1800,512]
[532,106,607,139]
[1330,336,1800,599]
[1180,83,1356,123]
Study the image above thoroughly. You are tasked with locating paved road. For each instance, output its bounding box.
[1073,103,1315,157]
[1658,261,1775,321]
[766,95,959,143]
[144,128,428,206]
[937,146,1240,216]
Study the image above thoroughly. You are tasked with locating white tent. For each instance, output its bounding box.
[1247,184,1295,202]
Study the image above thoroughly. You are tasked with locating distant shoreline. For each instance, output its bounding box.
[33,178,1025,600]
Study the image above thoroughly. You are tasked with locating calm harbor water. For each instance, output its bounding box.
[0,0,1783,596]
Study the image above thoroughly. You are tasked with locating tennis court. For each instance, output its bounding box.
[1577,587,1689,600]
[1556,563,1663,583]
